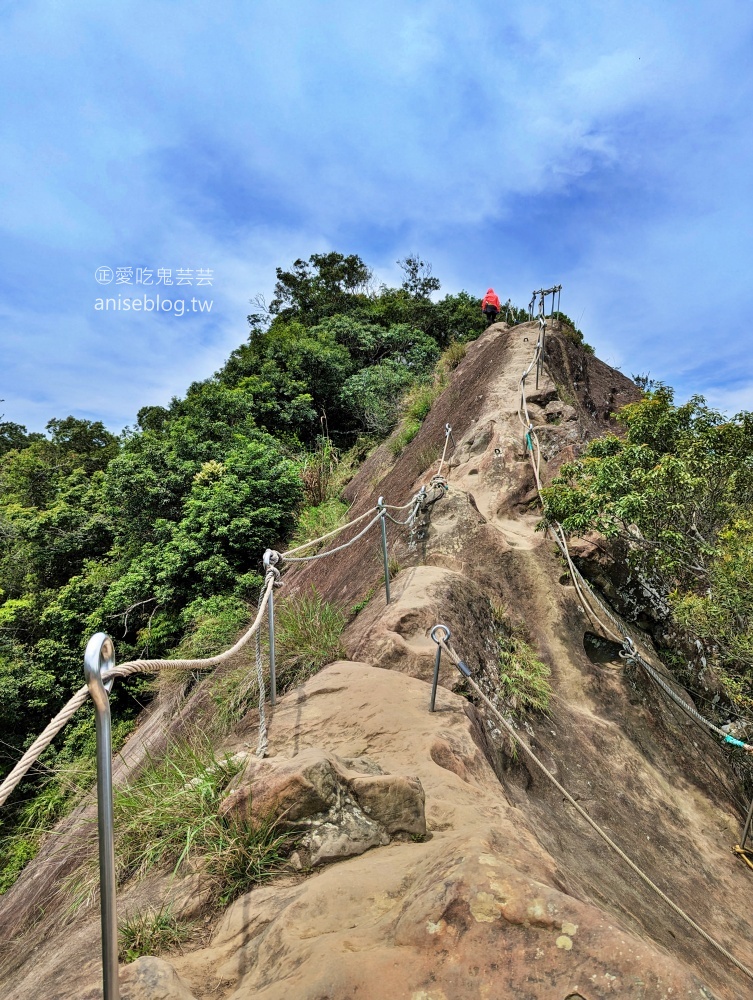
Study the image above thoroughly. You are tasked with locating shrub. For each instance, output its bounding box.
[174,595,250,659]
[439,340,466,372]
[404,382,441,423]
[289,499,348,553]
[389,419,421,457]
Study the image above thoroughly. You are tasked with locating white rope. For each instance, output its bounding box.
[0,574,276,808]
[282,511,383,563]
[435,424,454,479]
[515,333,753,753]
[254,584,269,759]
[282,505,379,557]
[438,636,753,986]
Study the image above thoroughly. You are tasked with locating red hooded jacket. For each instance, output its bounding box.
[481,288,501,311]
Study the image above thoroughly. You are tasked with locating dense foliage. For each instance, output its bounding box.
[0,253,492,862]
[541,386,753,710]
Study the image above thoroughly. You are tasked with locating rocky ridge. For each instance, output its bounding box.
[2,321,753,1000]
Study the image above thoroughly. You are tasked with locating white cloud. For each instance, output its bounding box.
[2,0,753,428]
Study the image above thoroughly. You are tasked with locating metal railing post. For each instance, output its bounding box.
[268,585,276,706]
[262,550,280,705]
[84,633,120,1000]
[378,496,391,605]
[742,796,753,852]
[541,317,546,365]
[429,625,450,711]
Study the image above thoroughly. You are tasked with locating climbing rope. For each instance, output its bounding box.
[516,330,753,754]
[277,425,455,566]
[1,417,458,807]
[435,423,455,479]
[280,510,384,564]
[435,631,753,986]
[281,505,380,557]
[0,573,278,808]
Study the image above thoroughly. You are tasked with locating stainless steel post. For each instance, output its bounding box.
[429,625,450,711]
[268,586,276,706]
[541,319,546,365]
[741,795,753,851]
[378,496,390,605]
[84,633,120,1000]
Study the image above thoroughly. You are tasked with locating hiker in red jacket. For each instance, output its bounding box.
[481,288,501,326]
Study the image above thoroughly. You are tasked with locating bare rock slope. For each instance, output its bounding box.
[3,322,753,1000]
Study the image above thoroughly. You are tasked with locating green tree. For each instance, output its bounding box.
[541,387,753,708]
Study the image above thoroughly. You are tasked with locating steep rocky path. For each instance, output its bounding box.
[3,322,753,1000]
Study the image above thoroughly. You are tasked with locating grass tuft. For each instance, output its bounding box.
[492,605,552,715]
[274,586,346,690]
[389,419,422,456]
[66,733,292,910]
[206,813,292,906]
[118,904,188,963]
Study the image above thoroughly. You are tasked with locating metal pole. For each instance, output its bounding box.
[268,586,276,706]
[378,497,390,605]
[541,318,546,365]
[741,795,753,851]
[84,633,120,1000]
[429,625,450,711]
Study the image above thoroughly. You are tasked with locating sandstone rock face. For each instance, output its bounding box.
[119,956,197,1000]
[171,663,713,1000]
[219,745,425,864]
[3,324,752,1000]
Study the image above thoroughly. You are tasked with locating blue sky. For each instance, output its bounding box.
[2,0,753,432]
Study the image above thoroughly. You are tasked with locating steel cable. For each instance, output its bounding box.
[437,635,753,986]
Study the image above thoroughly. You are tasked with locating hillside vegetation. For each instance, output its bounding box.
[2,252,752,911]
[542,384,753,715]
[0,254,487,879]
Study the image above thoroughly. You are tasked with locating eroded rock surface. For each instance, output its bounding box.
[119,957,198,1000]
[219,745,425,864]
[171,663,712,1000]
[3,323,752,1000]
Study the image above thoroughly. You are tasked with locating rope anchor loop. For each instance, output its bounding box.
[430,624,451,645]
[619,637,636,661]
[263,548,282,584]
[428,625,451,712]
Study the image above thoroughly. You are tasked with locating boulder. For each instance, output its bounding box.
[219,745,426,866]
[120,957,197,1000]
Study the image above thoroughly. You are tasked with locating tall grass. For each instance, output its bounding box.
[66,734,292,910]
[274,587,346,690]
[492,606,552,715]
